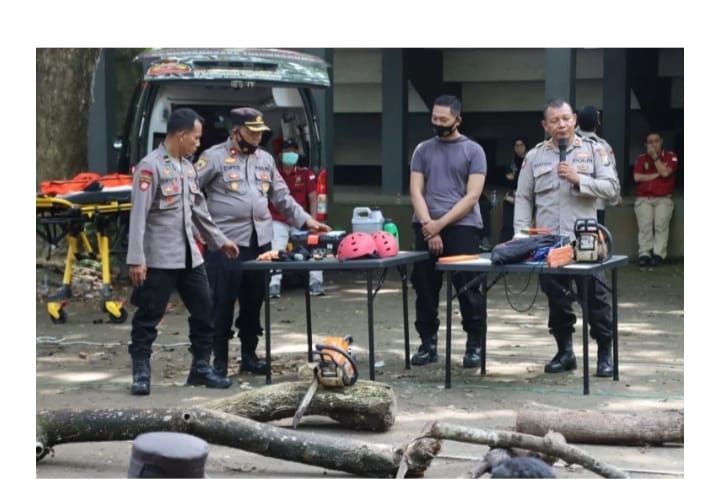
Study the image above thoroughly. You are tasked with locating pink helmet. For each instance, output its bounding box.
[372,230,399,258]
[336,232,378,262]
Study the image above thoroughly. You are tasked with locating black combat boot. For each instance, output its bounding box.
[239,336,267,375]
[596,339,613,377]
[212,338,229,378]
[544,331,577,373]
[240,352,268,375]
[186,355,232,388]
[411,334,438,366]
[131,357,151,396]
[463,332,483,369]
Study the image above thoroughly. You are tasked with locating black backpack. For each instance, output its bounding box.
[490,234,564,265]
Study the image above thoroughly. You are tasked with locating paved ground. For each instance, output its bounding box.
[35,258,684,478]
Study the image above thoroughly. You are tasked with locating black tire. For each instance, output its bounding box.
[50,308,67,324]
[108,307,128,324]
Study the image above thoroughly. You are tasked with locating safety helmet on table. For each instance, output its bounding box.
[372,230,399,258]
[336,232,378,262]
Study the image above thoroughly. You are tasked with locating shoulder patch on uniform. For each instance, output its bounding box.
[195,157,208,170]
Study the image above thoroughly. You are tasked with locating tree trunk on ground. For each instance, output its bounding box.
[515,402,684,445]
[36,407,440,478]
[36,48,100,186]
[202,379,396,431]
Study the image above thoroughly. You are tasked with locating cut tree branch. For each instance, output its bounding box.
[36,407,439,478]
[423,421,630,478]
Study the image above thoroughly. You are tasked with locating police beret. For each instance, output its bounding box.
[127,432,209,478]
[230,107,271,132]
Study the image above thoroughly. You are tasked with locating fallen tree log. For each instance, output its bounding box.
[515,402,684,445]
[202,379,395,431]
[36,407,439,477]
[422,421,630,478]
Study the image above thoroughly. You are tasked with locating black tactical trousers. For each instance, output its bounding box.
[539,272,613,342]
[204,231,271,354]
[128,264,214,358]
[411,223,487,340]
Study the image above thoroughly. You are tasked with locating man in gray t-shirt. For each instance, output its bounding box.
[409,94,488,369]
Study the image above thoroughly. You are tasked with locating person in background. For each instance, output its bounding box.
[632,131,678,267]
[575,105,622,226]
[499,136,528,243]
[478,192,493,251]
[268,138,325,297]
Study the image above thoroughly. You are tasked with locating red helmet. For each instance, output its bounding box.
[336,232,378,262]
[372,230,399,258]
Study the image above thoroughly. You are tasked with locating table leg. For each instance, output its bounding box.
[305,270,313,362]
[612,268,619,381]
[481,274,487,375]
[445,270,453,389]
[401,265,410,370]
[580,276,590,395]
[264,269,272,385]
[366,268,376,381]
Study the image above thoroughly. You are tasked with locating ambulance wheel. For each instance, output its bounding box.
[108,307,128,324]
[50,309,67,324]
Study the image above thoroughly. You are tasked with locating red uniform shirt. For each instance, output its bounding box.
[269,165,317,222]
[633,150,678,197]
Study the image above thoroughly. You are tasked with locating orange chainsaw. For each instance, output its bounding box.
[292,335,358,428]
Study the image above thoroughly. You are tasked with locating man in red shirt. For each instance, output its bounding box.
[268,139,325,297]
[633,131,679,266]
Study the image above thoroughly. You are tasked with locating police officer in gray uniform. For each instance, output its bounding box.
[196,107,330,377]
[514,99,619,377]
[126,108,239,396]
[575,105,622,225]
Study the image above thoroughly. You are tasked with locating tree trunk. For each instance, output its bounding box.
[36,48,100,186]
[202,379,396,431]
[36,407,439,478]
[515,402,684,445]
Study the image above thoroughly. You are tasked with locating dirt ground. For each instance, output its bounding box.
[35,258,684,479]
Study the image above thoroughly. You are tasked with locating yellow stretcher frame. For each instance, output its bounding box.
[36,193,132,324]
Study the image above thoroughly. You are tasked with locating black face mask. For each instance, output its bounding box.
[238,133,258,155]
[432,120,457,138]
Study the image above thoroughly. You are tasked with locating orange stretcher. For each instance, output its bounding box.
[37,178,133,324]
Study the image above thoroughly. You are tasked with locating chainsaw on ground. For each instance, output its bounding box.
[292,335,358,428]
